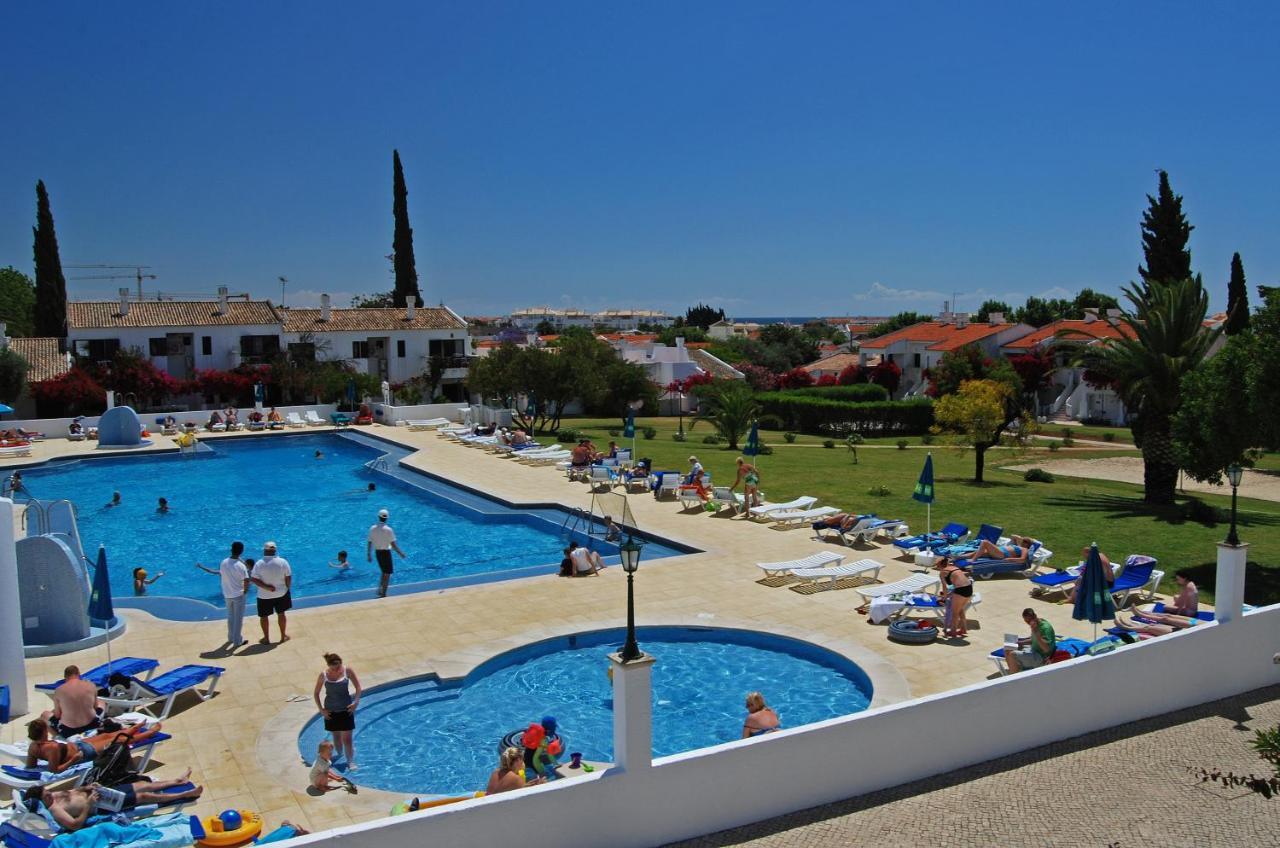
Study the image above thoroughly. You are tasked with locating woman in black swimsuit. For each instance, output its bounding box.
[936,557,974,638]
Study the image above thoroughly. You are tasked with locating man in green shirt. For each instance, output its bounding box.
[1005,607,1057,673]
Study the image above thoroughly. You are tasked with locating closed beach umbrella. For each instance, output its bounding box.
[1072,542,1116,640]
[623,410,635,439]
[525,395,537,418]
[912,452,935,537]
[743,420,760,458]
[88,545,117,669]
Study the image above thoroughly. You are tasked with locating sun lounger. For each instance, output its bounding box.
[98,665,224,719]
[813,515,875,544]
[749,496,818,519]
[756,550,845,578]
[1145,602,1214,622]
[770,506,840,527]
[790,558,884,589]
[407,418,453,430]
[589,466,618,492]
[0,733,171,791]
[988,636,1098,676]
[709,487,748,513]
[284,412,306,428]
[854,572,941,609]
[654,474,681,499]
[1110,556,1163,607]
[959,541,1043,579]
[303,410,325,426]
[329,412,352,426]
[893,522,970,554]
[0,445,33,458]
[3,800,197,848]
[519,450,571,464]
[891,590,982,625]
[509,444,562,458]
[34,658,160,695]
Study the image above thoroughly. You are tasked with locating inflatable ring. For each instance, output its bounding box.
[194,809,263,847]
[497,729,566,756]
[887,619,938,645]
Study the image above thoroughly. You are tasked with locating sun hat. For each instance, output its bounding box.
[378,509,389,519]
[688,455,698,462]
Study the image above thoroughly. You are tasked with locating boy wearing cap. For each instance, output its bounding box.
[367,509,407,598]
[251,541,292,644]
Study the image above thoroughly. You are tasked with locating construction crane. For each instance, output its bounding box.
[67,265,157,299]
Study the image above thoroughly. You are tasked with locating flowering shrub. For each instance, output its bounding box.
[867,360,902,394]
[776,367,814,390]
[837,363,863,385]
[29,367,107,413]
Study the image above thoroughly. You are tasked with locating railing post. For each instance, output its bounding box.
[609,651,655,772]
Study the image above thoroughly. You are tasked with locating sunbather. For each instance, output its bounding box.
[1003,608,1056,673]
[1166,570,1199,616]
[24,773,203,832]
[959,535,1034,564]
[812,512,863,532]
[266,407,284,429]
[1065,546,1114,602]
[1115,609,1199,636]
[25,718,164,773]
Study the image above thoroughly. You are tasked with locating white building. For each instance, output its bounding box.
[612,337,742,389]
[281,296,471,393]
[591,309,676,330]
[66,288,284,379]
[508,307,594,331]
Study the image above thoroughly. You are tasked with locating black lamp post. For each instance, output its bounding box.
[1225,464,1243,546]
[619,535,644,662]
[676,391,685,438]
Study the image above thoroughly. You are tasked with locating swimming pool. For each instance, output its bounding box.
[297,626,873,796]
[14,432,687,610]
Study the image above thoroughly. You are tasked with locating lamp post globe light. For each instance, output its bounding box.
[1225,464,1244,547]
[619,535,645,662]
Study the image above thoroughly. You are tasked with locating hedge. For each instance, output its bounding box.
[781,384,889,403]
[756,395,934,436]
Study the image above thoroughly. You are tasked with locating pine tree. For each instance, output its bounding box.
[1138,170,1194,290]
[391,150,423,309]
[32,180,68,338]
[1225,252,1250,335]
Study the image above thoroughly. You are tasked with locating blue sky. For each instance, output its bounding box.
[2,2,1277,318]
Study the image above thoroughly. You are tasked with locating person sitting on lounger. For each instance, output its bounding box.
[570,440,595,468]
[1166,570,1199,616]
[267,407,284,428]
[568,542,605,576]
[247,411,264,426]
[44,666,102,737]
[68,421,84,437]
[207,410,224,430]
[742,691,781,738]
[25,717,164,773]
[24,774,203,832]
[224,407,238,427]
[1065,546,1115,602]
[1003,608,1056,673]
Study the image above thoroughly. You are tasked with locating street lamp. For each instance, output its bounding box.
[619,535,645,662]
[1225,464,1243,546]
[676,391,685,438]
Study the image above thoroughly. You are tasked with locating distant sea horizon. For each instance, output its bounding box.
[735,316,821,325]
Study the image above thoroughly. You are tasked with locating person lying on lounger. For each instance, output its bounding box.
[1114,609,1199,636]
[958,535,1035,564]
[24,774,203,832]
[25,718,164,773]
[812,512,864,532]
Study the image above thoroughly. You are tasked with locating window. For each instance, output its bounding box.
[397,339,406,358]
[288,342,316,363]
[913,353,921,368]
[352,340,370,359]
[149,338,167,356]
[74,338,120,362]
[238,334,281,361]
[201,336,212,356]
[428,338,464,358]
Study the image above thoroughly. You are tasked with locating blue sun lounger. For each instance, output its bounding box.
[99,665,225,719]
[0,733,172,791]
[2,800,198,848]
[892,522,969,554]
[1150,602,1214,622]
[939,523,1001,557]
[1109,557,1163,606]
[34,658,160,695]
[959,541,1043,579]
[988,636,1100,676]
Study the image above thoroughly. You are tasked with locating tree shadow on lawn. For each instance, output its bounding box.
[1043,492,1279,530]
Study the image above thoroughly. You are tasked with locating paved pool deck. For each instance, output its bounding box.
[2,424,1192,835]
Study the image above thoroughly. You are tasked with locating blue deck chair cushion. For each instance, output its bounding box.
[35,658,160,692]
[143,665,224,695]
[1151,602,1214,622]
[1,822,52,848]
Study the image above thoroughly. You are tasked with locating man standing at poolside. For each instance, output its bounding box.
[197,541,251,648]
[252,541,292,644]
[367,508,406,598]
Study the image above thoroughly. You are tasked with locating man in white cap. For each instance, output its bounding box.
[251,541,292,643]
[367,509,407,598]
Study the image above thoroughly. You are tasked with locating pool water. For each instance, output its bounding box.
[16,432,627,606]
[298,626,873,795]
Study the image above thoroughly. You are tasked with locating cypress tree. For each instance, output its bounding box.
[391,150,423,309]
[32,180,69,338]
[1225,252,1250,335]
[1138,170,1194,290]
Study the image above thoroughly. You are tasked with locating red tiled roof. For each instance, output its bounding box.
[282,307,465,332]
[1002,319,1136,350]
[801,352,860,373]
[859,321,1009,352]
[684,342,711,349]
[69,300,281,329]
[9,337,71,382]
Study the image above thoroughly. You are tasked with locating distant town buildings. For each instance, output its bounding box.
[507,307,676,331]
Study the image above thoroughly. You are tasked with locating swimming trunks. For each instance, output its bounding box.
[74,740,96,761]
[55,716,102,737]
[744,472,759,486]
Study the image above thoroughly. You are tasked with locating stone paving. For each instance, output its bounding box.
[667,685,1280,848]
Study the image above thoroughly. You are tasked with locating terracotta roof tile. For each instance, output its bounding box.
[282,307,466,333]
[802,352,861,373]
[859,321,1010,352]
[69,300,281,329]
[1002,319,1136,350]
[9,337,72,382]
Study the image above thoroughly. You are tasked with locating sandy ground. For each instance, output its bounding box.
[1003,455,1280,502]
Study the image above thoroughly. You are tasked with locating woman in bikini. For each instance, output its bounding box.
[25,717,163,773]
[936,556,974,638]
[961,535,1034,563]
[741,691,781,738]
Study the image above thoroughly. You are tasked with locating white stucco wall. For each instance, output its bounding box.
[68,324,283,373]
[286,329,471,384]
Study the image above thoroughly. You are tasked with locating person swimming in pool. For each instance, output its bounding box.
[742,691,781,738]
[133,567,164,595]
[104,491,121,509]
[157,497,170,513]
[329,550,352,573]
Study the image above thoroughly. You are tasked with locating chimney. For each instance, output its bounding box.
[216,286,229,316]
[1083,307,1098,324]
[988,311,1005,325]
[118,288,130,317]
[955,314,968,329]
[406,301,416,321]
[320,293,331,322]
[1106,308,1122,320]
[675,336,685,350]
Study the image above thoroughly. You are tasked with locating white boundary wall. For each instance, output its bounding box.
[289,601,1280,848]
[374,403,470,425]
[0,406,338,439]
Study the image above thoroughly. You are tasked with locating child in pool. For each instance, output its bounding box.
[329,550,352,572]
[133,567,164,595]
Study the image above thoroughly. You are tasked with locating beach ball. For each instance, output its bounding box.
[219,810,243,831]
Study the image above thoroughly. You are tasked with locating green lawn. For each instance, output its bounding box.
[564,416,1280,605]
[1037,424,1135,444]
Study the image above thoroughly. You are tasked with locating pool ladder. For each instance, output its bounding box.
[365,456,389,472]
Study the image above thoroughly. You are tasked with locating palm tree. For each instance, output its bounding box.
[1079,277,1219,504]
[690,380,774,450]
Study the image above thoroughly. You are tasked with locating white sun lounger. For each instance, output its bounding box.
[507,444,561,458]
[791,558,885,589]
[654,475,681,499]
[304,410,325,426]
[520,450,572,464]
[407,418,453,430]
[0,444,33,458]
[757,550,845,578]
[589,466,618,492]
[814,516,876,544]
[770,506,840,527]
[853,572,942,608]
[284,412,306,428]
[891,591,982,624]
[749,496,818,519]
